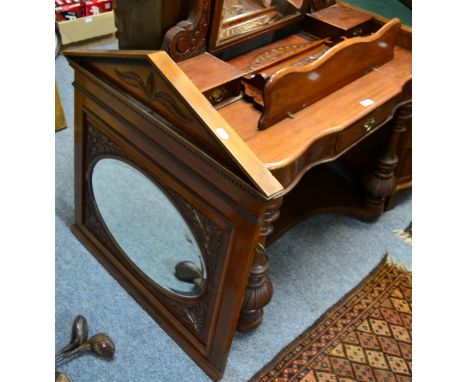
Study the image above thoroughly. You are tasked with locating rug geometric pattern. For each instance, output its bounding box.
[250,257,412,382]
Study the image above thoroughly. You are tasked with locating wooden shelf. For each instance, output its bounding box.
[267,161,370,245]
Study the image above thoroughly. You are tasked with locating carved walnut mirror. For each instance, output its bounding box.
[92,158,207,297]
[210,0,303,51]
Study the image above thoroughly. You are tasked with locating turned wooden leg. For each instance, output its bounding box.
[363,102,412,216]
[237,199,282,332]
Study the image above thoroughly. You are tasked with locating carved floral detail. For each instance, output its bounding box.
[222,0,258,19]
[295,48,329,67]
[85,124,130,255]
[165,299,210,335]
[170,198,224,279]
[86,122,128,165]
[247,43,311,71]
[219,15,277,42]
[114,70,154,99]
[114,69,192,123]
[158,190,224,336]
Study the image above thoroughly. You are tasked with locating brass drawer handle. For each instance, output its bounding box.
[209,88,226,104]
[363,117,376,132]
[353,28,363,36]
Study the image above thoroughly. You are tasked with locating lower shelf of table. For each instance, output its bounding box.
[267,160,375,245]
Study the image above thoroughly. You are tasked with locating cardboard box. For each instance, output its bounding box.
[55,82,67,132]
[57,10,116,45]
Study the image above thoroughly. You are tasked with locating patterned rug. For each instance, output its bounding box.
[250,257,412,382]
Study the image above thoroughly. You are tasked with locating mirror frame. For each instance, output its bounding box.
[208,0,305,54]
[90,157,208,299]
[68,54,278,379]
[79,113,238,348]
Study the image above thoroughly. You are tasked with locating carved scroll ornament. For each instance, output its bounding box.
[162,0,210,62]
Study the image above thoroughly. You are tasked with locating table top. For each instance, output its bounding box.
[63,41,411,196]
[218,46,411,170]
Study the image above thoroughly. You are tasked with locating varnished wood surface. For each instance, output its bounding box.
[227,33,317,73]
[218,46,411,188]
[114,0,186,50]
[64,49,284,198]
[245,41,329,81]
[258,19,401,129]
[239,40,329,105]
[338,1,412,49]
[161,0,211,62]
[311,4,373,30]
[311,0,337,11]
[222,7,278,29]
[177,53,245,92]
[208,0,304,54]
[148,51,284,198]
[288,0,307,9]
[63,49,235,164]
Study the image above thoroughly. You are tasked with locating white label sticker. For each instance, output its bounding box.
[360,99,375,107]
[215,128,230,141]
[84,17,93,23]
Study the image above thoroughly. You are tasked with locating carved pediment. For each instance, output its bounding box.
[64,49,284,198]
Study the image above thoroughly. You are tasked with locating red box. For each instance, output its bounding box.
[84,0,112,16]
[55,3,86,22]
[55,0,81,5]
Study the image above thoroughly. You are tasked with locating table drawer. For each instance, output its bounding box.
[203,79,242,108]
[335,101,396,153]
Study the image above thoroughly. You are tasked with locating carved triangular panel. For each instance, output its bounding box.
[74,55,230,162]
[65,50,284,198]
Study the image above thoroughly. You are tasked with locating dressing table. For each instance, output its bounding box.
[65,1,411,379]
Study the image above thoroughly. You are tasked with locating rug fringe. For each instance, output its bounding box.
[384,253,412,273]
[393,229,412,245]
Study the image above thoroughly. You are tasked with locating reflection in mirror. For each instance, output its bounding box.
[217,0,301,45]
[92,159,205,297]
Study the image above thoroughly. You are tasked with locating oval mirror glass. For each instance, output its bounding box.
[92,159,205,297]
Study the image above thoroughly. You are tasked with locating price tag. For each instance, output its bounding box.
[215,128,230,141]
[360,99,375,107]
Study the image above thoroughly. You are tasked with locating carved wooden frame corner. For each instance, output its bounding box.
[162,0,211,62]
